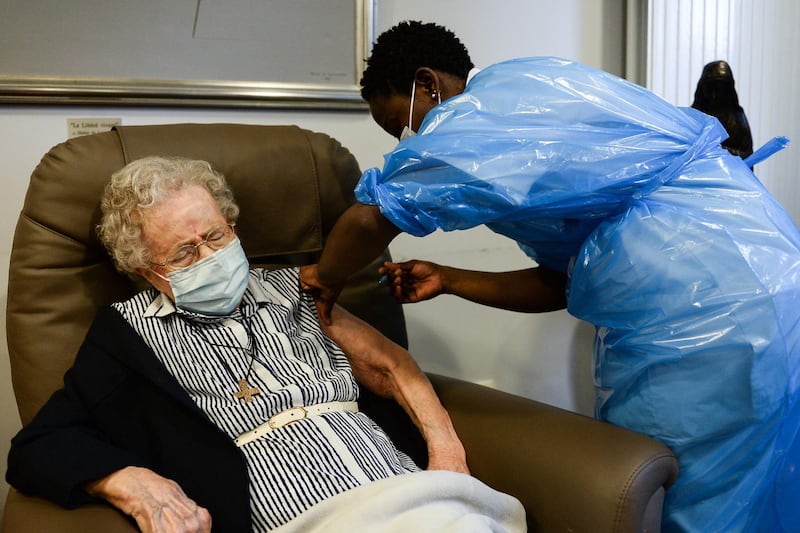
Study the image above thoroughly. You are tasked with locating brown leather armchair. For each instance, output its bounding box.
[3,124,678,532]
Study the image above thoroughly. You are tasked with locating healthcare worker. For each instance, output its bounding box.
[300,20,800,532]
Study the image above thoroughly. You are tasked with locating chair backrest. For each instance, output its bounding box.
[7,123,407,427]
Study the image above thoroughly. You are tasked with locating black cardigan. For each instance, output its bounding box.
[6,306,252,532]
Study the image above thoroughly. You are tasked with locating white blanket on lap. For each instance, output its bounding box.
[273,470,527,532]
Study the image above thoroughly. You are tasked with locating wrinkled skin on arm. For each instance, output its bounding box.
[318,301,469,474]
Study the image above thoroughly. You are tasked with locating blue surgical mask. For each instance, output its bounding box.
[166,238,250,316]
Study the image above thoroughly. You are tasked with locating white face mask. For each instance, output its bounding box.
[399,125,417,141]
[166,238,250,316]
[399,81,441,141]
[400,81,418,141]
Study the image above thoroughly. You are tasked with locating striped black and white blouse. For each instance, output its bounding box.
[113,267,419,530]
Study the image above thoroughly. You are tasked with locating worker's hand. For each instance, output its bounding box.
[84,466,211,533]
[300,264,342,324]
[380,260,445,304]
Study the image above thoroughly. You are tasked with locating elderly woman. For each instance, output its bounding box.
[301,20,800,533]
[6,156,525,532]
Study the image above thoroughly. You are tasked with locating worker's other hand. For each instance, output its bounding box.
[380,260,444,304]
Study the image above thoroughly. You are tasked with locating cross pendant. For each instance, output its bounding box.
[234,378,261,403]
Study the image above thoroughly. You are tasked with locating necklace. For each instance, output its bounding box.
[232,316,261,403]
[183,313,262,403]
[233,365,261,403]
[206,315,261,403]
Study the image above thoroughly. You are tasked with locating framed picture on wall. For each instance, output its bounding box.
[0,0,374,109]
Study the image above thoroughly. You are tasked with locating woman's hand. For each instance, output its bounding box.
[84,466,211,533]
[427,443,470,475]
[380,260,445,303]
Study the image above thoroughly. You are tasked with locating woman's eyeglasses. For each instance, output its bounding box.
[150,223,236,271]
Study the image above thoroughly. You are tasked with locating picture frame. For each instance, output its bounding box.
[0,0,374,109]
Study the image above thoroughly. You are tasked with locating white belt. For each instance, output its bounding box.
[234,401,359,447]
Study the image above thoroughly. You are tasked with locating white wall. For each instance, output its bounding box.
[0,0,626,513]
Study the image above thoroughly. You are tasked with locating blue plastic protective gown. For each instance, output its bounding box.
[355,57,800,532]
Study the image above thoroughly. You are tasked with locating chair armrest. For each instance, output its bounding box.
[2,376,678,533]
[2,487,136,533]
[428,373,679,533]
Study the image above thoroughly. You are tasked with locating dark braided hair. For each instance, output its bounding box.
[360,20,474,101]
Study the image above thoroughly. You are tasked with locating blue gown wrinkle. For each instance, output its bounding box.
[354,56,800,532]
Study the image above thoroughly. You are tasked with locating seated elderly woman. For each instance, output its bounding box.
[5,156,524,532]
